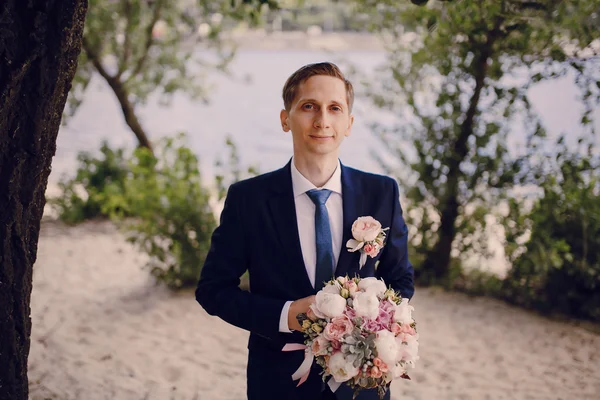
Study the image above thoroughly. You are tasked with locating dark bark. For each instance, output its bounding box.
[82,39,154,152]
[420,19,504,282]
[0,1,87,399]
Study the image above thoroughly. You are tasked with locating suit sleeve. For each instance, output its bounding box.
[195,183,286,340]
[375,179,415,300]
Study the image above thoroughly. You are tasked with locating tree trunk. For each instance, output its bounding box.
[107,77,154,152]
[81,41,154,153]
[0,1,87,399]
[420,26,501,283]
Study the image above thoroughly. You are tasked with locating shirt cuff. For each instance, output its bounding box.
[279,300,293,333]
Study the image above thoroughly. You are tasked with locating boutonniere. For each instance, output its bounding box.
[346,216,389,269]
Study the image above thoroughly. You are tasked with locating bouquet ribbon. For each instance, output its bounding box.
[282,343,314,386]
[281,343,342,392]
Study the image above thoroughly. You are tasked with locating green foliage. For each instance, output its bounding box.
[49,135,260,290]
[66,0,277,122]
[50,142,130,224]
[501,139,600,321]
[71,1,211,115]
[354,0,599,282]
[103,135,217,290]
[451,267,505,298]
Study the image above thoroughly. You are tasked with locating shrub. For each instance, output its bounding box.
[50,142,129,224]
[108,135,217,290]
[501,148,600,321]
[49,135,259,290]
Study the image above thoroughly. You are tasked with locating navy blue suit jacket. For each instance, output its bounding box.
[196,160,414,400]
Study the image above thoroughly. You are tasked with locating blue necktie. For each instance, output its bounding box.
[306,189,334,291]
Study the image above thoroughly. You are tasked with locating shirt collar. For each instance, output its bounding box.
[290,157,342,198]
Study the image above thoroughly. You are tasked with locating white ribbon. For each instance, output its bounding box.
[347,239,368,270]
[359,252,368,270]
[346,238,364,252]
[327,378,342,392]
[291,350,313,383]
[282,344,314,386]
[282,344,345,392]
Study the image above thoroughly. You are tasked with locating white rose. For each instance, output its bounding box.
[327,352,359,383]
[398,333,419,366]
[358,277,387,297]
[351,216,382,242]
[374,330,398,367]
[309,303,326,319]
[322,282,341,294]
[352,292,380,320]
[315,291,346,318]
[393,298,414,325]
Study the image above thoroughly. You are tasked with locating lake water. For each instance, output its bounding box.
[50,48,598,186]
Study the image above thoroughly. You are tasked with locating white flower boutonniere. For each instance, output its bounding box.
[346,216,389,269]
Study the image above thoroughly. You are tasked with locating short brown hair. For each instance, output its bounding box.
[282,62,354,112]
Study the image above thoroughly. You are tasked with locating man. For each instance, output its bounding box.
[196,62,414,400]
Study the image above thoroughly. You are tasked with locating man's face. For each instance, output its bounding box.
[280,75,354,159]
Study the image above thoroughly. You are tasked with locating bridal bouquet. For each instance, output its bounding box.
[284,276,418,399]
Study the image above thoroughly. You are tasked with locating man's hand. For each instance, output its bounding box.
[288,295,316,331]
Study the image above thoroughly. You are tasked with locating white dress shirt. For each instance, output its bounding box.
[278,158,344,333]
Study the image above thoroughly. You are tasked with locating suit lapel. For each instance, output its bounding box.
[335,163,363,277]
[267,161,314,294]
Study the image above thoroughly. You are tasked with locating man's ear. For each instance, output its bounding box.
[345,114,354,137]
[280,109,290,132]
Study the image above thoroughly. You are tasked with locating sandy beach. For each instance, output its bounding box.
[28,220,600,400]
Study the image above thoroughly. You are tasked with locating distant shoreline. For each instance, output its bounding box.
[225,30,385,51]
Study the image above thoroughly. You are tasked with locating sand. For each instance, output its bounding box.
[28,220,600,400]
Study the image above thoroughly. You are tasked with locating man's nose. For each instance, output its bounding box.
[314,110,330,128]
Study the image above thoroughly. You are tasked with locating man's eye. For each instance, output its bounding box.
[303,104,313,110]
[331,106,342,112]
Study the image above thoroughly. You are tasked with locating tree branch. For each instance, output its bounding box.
[458,16,505,159]
[117,0,134,79]
[515,0,549,11]
[82,37,115,83]
[129,0,164,81]
[502,22,528,34]
[82,38,153,151]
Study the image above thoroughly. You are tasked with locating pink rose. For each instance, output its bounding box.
[391,323,402,336]
[311,335,330,356]
[398,330,417,343]
[363,243,380,258]
[373,357,389,373]
[351,216,382,242]
[379,362,389,373]
[400,324,416,336]
[324,315,354,341]
[344,306,357,319]
[370,366,383,378]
